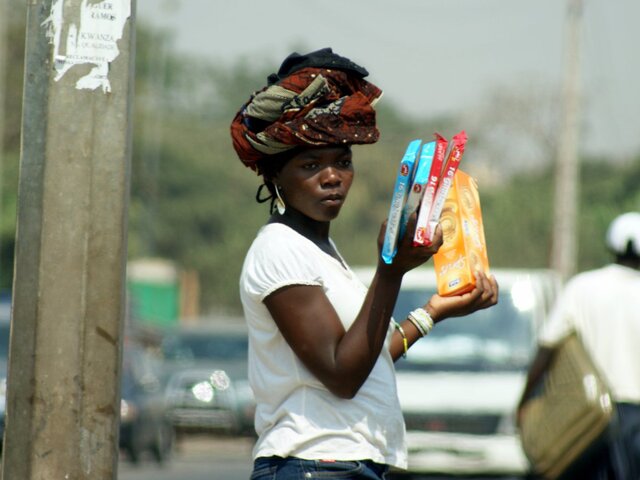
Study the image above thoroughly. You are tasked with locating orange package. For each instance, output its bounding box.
[433,170,490,296]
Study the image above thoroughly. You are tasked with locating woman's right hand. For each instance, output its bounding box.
[424,270,499,323]
[377,212,443,276]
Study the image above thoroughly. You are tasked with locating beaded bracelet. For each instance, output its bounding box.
[406,315,427,337]
[407,308,434,337]
[392,320,408,358]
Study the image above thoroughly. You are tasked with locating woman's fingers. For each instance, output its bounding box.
[487,273,499,304]
[429,223,444,250]
[377,219,388,252]
[378,213,445,273]
[472,271,499,308]
[427,272,499,321]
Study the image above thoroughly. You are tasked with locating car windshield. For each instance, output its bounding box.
[162,331,248,362]
[394,286,536,372]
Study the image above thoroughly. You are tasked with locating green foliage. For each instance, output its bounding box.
[0,16,25,291]
[577,158,640,269]
[0,150,18,290]
[2,20,25,152]
[481,156,640,273]
[1,20,639,312]
[126,28,463,311]
[482,168,555,269]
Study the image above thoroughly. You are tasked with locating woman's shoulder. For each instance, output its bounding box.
[249,223,302,249]
[245,223,319,266]
[242,223,326,295]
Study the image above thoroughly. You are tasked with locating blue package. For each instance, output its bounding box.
[399,140,436,238]
[381,139,422,264]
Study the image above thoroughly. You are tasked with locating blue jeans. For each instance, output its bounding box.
[610,403,640,480]
[569,402,640,480]
[250,456,389,480]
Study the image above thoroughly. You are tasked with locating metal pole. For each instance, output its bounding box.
[1,1,136,478]
[551,0,583,281]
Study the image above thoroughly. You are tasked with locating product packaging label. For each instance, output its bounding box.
[413,133,449,246]
[424,130,467,244]
[400,140,436,238]
[433,169,490,296]
[381,139,422,264]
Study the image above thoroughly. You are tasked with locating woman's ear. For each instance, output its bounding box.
[262,171,276,185]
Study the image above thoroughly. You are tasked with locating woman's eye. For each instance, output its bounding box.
[337,159,352,168]
[302,162,319,170]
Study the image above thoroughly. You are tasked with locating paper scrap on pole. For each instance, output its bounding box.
[42,0,132,93]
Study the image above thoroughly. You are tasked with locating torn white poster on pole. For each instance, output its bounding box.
[42,0,132,93]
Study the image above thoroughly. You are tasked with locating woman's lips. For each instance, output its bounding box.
[321,194,344,206]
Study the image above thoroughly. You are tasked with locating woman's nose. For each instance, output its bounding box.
[320,166,341,187]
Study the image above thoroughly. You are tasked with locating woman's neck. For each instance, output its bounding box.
[269,208,330,244]
[269,209,344,265]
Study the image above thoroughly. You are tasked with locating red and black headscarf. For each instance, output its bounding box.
[230,48,383,173]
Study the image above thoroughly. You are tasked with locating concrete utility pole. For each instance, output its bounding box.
[0,0,7,273]
[551,0,583,281]
[0,0,5,147]
[2,1,136,479]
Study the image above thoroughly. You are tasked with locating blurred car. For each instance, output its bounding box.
[0,301,10,451]
[354,267,560,479]
[160,322,255,436]
[119,344,174,464]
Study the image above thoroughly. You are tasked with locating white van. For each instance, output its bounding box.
[353,266,560,478]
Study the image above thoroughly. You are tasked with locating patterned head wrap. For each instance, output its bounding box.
[230,48,383,172]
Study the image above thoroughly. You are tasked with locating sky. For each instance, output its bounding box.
[136,0,640,160]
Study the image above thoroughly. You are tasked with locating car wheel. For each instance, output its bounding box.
[123,425,145,465]
[152,422,175,465]
[125,443,141,465]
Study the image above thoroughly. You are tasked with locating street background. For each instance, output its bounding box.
[2,0,639,315]
[138,0,640,159]
[0,1,639,479]
[118,435,253,480]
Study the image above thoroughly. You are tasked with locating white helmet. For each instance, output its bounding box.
[605,212,640,256]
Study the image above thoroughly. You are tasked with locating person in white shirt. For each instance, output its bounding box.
[231,48,499,480]
[518,212,640,480]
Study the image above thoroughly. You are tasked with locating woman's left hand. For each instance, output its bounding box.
[424,270,499,323]
[376,213,444,276]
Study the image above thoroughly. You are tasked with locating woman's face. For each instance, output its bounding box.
[274,146,354,222]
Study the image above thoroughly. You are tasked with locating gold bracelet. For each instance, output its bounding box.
[392,320,408,358]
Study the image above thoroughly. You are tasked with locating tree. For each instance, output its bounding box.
[2,19,639,313]
[0,9,26,292]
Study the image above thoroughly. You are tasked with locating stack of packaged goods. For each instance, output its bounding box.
[382,131,489,296]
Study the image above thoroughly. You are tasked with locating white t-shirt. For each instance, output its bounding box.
[538,264,640,403]
[239,223,407,468]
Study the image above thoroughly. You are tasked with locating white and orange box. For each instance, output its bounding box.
[422,130,467,246]
[432,169,490,296]
[413,133,448,246]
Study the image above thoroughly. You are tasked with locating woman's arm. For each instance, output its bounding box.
[264,216,441,399]
[265,268,404,399]
[388,271,499,361]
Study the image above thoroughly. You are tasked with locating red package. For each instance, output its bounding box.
[424,131,468,244]
[413,133,448,246]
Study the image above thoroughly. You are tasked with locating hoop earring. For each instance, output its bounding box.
[274,185,286,215]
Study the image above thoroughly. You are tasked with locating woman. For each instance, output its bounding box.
[231,48,499,480]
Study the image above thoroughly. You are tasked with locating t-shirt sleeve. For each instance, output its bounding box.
[243,232,324,302]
